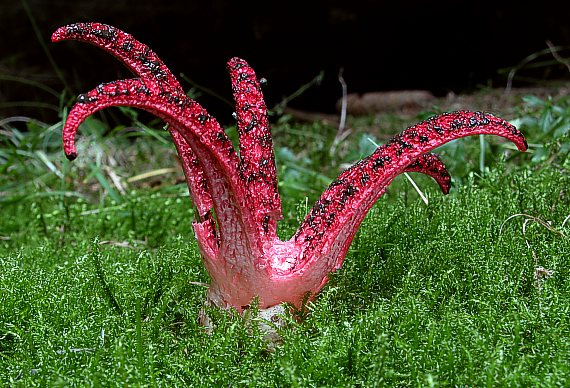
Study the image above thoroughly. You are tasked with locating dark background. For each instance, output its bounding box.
[1,0,569,122]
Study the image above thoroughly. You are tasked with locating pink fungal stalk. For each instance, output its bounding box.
[53,23,528,315]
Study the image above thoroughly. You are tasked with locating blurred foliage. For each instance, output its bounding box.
[511,95,570,166]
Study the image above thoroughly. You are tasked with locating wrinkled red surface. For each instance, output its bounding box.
[54,23,527,311]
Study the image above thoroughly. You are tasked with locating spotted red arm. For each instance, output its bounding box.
[289,111,527,285]
[58,68,263,265]
[52,23,217,220]
[52,23,183,95]
[404,153,451,194]
[227,58,281,239]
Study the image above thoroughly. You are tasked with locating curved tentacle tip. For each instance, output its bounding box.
[519,137,529,152]
[435,173,451,195]
[508,123,528,151]
[63,139,78,160]
[492,115,528,151]
[227,57,248,69]
[439,169,452,194]
[51,26,69,42]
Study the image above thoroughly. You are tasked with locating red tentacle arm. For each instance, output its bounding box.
[276,111,527,304]
[61,79,213,219]
[52,23,218,220]
[52,23,183,95]
[61,80,274,278]
[404,153,451,194]
[169,128,214,218]
[52,22,282,312]
[227,58,282,240]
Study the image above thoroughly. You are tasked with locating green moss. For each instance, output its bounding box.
[1,164,568,386]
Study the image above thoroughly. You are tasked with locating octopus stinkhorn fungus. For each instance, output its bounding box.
[53,23,527,316]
